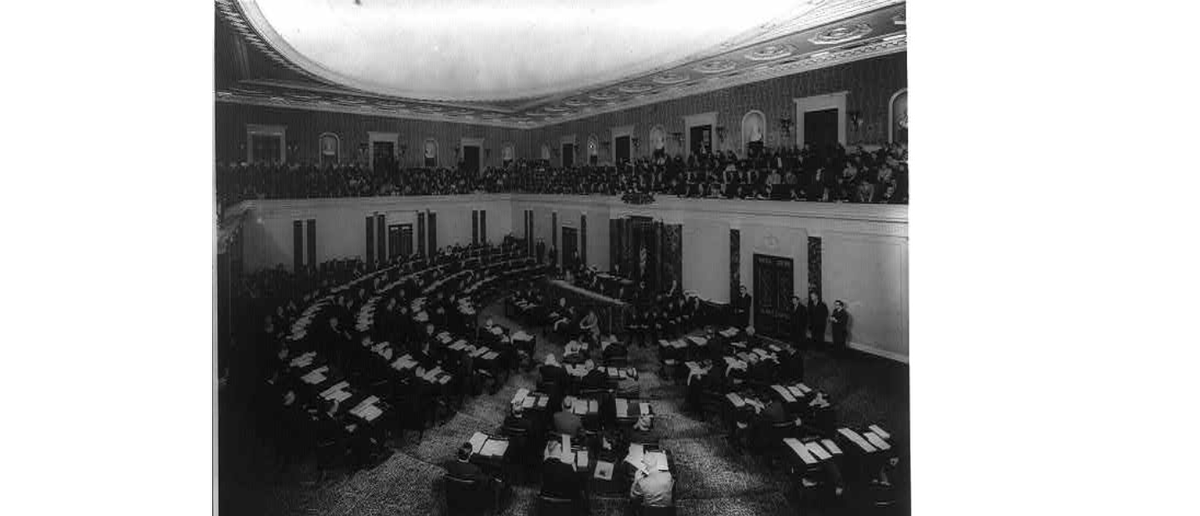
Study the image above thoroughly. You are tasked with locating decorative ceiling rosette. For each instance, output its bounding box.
[693,59,737,74]
[745,43,796,61]
[809,23,872,45]
[563,98,591,107]
[588,90,621,101]
[618,83,654,94]
[652,72,689,85]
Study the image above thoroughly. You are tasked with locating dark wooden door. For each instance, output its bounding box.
[753,254,794,339]
[561,144,575,167]
[690,125,711,155]
[804,108,839,146]
[388,224,402,259]
[615,136,630,163]
[463,146,481,175]
[398,224,413,257]
[562,227,579,271]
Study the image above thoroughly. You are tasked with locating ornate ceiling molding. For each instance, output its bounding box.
[216,35,905,129]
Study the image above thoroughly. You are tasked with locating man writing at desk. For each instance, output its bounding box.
[628,451,674,514]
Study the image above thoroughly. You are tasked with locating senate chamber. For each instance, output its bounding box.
[214,1,909,515]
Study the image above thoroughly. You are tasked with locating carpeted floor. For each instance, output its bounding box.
[218,298,909,516]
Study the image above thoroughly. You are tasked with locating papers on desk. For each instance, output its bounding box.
[490,326,504,336]
[615,398,629,418]
[537,395,549,408]
[392,355,417,371]
[512,331,532,341]
[784,438,818,465]
[572,401,588,415]
[561,434,571,452]
[640,402,651,416]
[482,351,499,360]
[868,424,891,441]
[795,383,813,395]
[290,352,317,368]
[720,327,739,338]
[320,381,350,399]
[449,340,467,351]
[437,332,452,344]
[771,385,797,403]
[838,428,877,453]
[726,392,746,408]
[521,394,537,409]
[350,395,379,416]
[787,385,805,399]
[575,450,589,469]
[511,388,529,406]
[863,431,891,451]
[300,365,328,385]
[806,441,833,461]
[470,346,489,358]
[646,451,669,471]
[594,460,615,480]
[624,444,647,473]
[687,335,708,347]
[480,438,509,458]
[468,432,488,454]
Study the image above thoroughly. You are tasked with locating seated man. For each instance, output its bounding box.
[553,397,584,437]
[628,450,674,512]
[443,442,505,511]
[541,440,586,511]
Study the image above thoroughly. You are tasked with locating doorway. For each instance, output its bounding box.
[463,145,481,175]
[615,136,630,163]
[562,226,579,272]
[689,125,712,155]
[372,141,396,172]
[803,108,839,146]
[389,224,413,259]
[561,143,575,167]
[752,254,794,339]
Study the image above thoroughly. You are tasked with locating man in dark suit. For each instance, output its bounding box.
[553,398,583,436]
[790,295,808,349]
[734,285,752,329]
[807,292,829,347]
[541,440,586,510]
[445,443,503,509]
[830,300,849,354]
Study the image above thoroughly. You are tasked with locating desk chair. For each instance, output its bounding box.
[444,475,498,516]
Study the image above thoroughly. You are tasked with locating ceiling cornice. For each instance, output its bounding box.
[216,35,905,129]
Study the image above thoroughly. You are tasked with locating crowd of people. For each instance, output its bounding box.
[216,142,908,208]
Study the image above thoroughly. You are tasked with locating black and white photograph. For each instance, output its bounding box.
[214,1,908,515]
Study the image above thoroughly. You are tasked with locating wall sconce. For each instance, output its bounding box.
[631,137,640,151]
[847,111,865,131]
[779,118,793,138]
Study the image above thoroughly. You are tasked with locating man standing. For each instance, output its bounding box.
[790,295,808,349]
[734,285,753,329]
[807,292,829,347]
[830,300,849,354]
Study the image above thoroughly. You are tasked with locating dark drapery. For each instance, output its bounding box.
[365,215,375,269]
[417,212,426,256]
[807,236,822,297]
[292,220,303,272]
[580,214,588,265]
[428,211,438,252]
[730,229,741,300]
[306,219,317,268]
[375,214,386,265]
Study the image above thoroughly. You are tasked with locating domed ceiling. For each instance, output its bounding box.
[216,0,907,127]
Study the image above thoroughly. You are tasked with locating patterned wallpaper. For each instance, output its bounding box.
[730,229,742,299]
[214,102,530,167]
[808,236,822,297]
[528,52,906,157]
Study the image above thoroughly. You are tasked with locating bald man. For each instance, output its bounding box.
[629,451,674,511]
